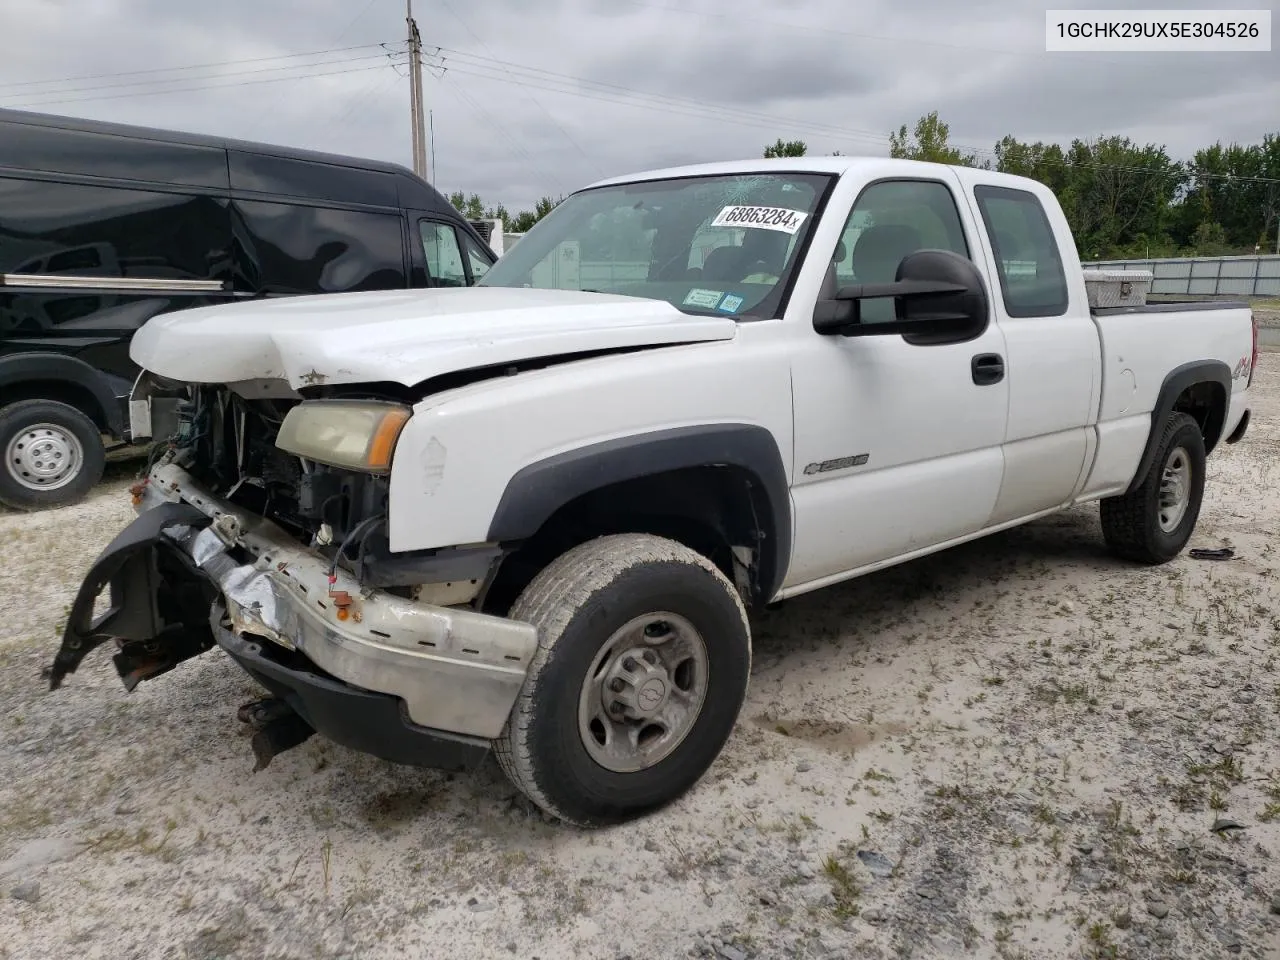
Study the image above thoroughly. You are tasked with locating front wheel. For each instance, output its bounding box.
[1100,411,1206,564]
[493,533,752,827]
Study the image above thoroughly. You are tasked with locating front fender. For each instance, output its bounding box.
[384,339,797,570]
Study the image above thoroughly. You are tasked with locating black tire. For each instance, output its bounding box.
[494,533,752,827]
[0,399,106,511]
[1099,412,1206,564]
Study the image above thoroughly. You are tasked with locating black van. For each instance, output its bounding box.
[0,107,496,509]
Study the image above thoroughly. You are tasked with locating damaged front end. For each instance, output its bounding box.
[53,381,538,774]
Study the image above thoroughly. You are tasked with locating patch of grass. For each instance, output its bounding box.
[1033,679,1099,708]
[1085,919,1119,959]
[822,854,861,920]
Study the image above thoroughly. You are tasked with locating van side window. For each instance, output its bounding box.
[973,185,1069,318]
[232,200,405,294]
[420,221,468,287]
[834,179,970,323]
[461,232,493,281]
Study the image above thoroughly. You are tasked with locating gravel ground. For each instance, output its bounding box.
[1,354,1278,960]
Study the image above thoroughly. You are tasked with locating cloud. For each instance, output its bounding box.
[0,0,1275,213]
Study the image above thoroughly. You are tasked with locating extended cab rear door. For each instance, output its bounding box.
[952,171,1102,523]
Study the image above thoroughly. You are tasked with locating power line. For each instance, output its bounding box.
[426,47,896,147]
[331,0,384,46]
[435,0,603,176]
[0,44,397,91]
[1,61,404,110]
[0,50,405,104]
[430,49,911,148]
[334,61,407,128]
[426,47,1280,187]
[252,4,390,138]
[434,72,569,197]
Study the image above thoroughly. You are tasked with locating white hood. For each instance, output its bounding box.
[129,287,738,390]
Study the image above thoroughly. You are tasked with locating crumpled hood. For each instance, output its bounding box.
[129,287,738,390]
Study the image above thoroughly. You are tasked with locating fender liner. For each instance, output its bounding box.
[485,424,792,601]
[1125,359,1231,496]
[0,352,128,436]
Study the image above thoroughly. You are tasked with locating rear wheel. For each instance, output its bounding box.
[494,533,752,827]
[0,399,105,510]
[1100,412,1205,564]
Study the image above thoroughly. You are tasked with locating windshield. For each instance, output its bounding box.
[477,172,834,318]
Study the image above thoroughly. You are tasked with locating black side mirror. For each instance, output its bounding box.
[813,249,989,341]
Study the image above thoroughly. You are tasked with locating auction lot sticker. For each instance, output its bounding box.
[712,205,808,234]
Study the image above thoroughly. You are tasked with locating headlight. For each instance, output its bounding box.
[275,400,411,474]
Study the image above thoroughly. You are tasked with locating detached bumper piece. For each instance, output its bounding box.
[53,501,216,691]
[215,607,490,772]
[50,461,540,773]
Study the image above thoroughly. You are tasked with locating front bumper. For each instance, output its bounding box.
[213,607,490,771]
[55,461,539,745]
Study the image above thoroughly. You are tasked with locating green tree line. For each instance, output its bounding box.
[448,191,561,234]
[769,113,1280,261]
[451,113,1280,261]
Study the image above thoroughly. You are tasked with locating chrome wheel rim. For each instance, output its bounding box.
[5,423,84,492]
[577,612,710,773]
[1158,445,1192,533]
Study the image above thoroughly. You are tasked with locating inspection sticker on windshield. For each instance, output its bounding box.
[683,288,725,309]
[711,205,808,234]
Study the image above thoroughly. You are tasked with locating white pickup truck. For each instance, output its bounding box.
[53,157,1258,827]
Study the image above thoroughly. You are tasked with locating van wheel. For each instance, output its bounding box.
[493,533,751,827]
[0,400,105,510]
[1100,412,1206,564]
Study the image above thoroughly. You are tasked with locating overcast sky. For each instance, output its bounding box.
[1,0,1276,212]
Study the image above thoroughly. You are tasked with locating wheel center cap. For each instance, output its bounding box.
[23,439,69,476]
[601,647,673,721]
[637,677,667,712]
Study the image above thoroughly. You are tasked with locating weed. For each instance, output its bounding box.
[822,854,861,920]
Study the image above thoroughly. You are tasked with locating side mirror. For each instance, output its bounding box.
[813,249,989,340]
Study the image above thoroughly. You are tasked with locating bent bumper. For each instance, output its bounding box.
[214,607,490,771]
[56,462,538,743]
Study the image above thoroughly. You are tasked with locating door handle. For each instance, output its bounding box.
[971,353,1004,386]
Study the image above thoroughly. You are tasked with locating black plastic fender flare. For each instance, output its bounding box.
[485,424,792,601]
[0,352,128,435]
[1125,360,1231,496]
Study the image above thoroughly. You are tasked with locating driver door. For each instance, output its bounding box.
[785,175,1010,589]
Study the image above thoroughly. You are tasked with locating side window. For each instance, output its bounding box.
[461,231,493,283]
[835,180,970,322]
[973,185,1069,318]
[232,200,405,295]
[420,221,467,287]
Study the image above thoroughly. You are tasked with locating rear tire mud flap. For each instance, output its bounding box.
[51,501,215,690]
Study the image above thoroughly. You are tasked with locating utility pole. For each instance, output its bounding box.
[406,0,428,181]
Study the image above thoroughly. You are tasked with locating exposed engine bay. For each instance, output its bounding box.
[139,376,498,605]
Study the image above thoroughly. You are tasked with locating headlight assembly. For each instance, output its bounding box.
[275,400,411,474]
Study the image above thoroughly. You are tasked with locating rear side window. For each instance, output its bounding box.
[974,185,1069,318]
[0,176,230,281]
[231,200,406,295]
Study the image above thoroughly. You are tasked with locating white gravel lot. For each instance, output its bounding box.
[1,353,1278,960]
